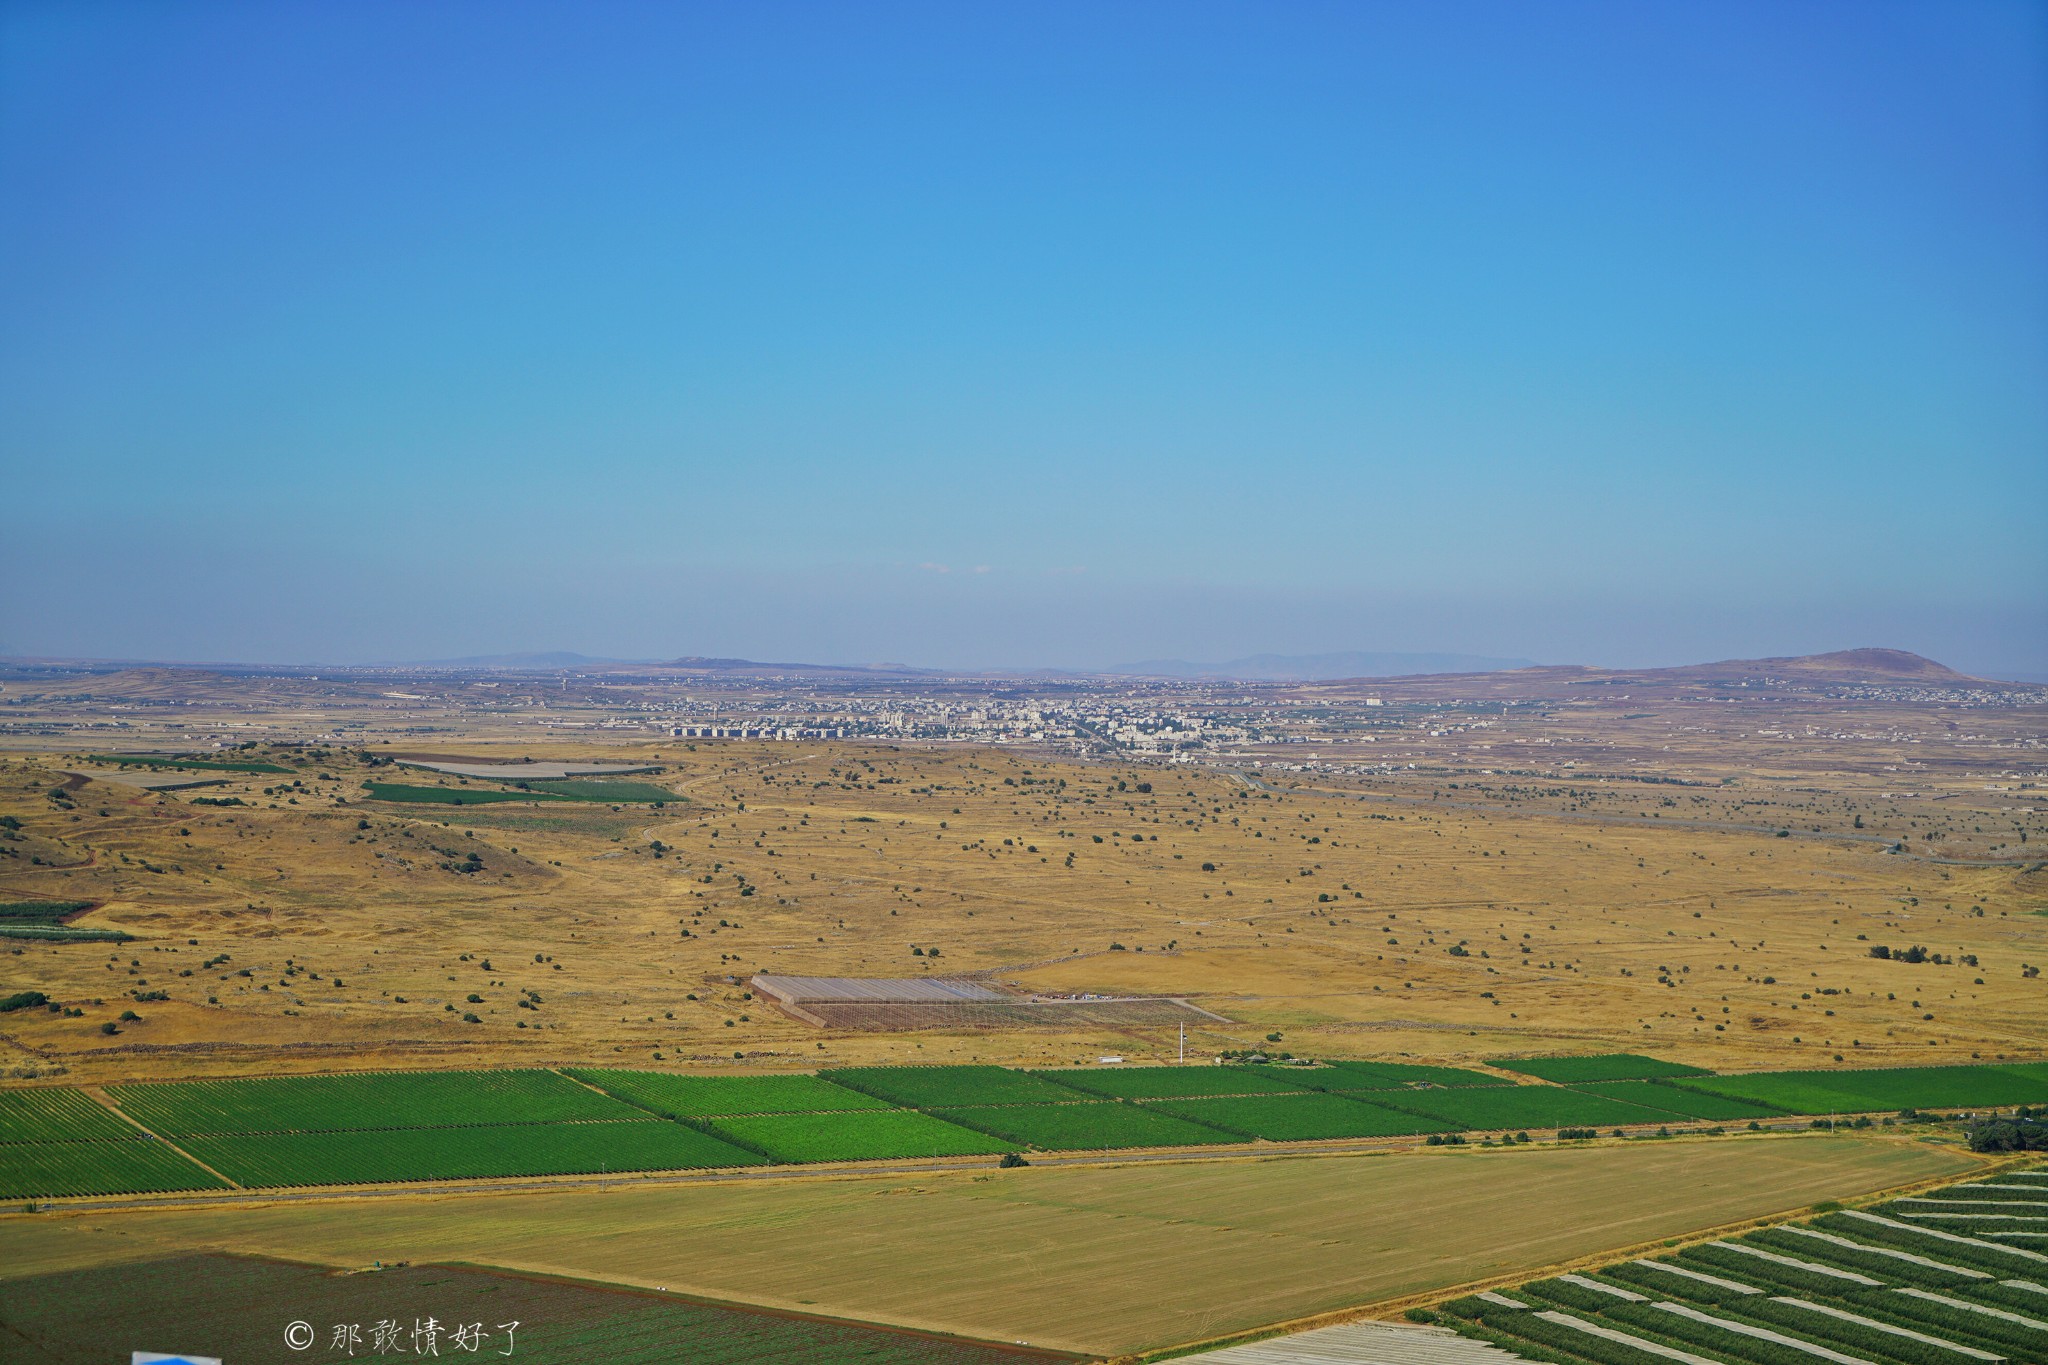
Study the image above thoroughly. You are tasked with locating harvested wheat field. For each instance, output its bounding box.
[0,1132,1984,1356]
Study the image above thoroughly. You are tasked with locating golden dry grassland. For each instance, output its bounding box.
[0,724,2043,1084]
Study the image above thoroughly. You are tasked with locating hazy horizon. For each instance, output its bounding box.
[5,2,2044,678]
[2,631,2039,685]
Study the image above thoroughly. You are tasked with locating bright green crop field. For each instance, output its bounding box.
[0,1087,139,1144]
[1032,1066,1317,1100]
[1383,1086,1681,1131]
[1309,1060,1507,1090]
[570,1069,890,1117]
[0,1138,229,1199]
[934,1102,1231,1151]
[1572,1080,1787,1121]
[1150,1092,1459,1141]
[1492,1053,1711,1083]
[108,1069,644,1136]
[826,1064,1094,1108]
[704,1110,1016,1164]
[1681,1062,2048,1116]
[361,782,568,805]
[523,779,678,802]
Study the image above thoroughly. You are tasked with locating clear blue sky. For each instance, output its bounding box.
[4,0,2044,675]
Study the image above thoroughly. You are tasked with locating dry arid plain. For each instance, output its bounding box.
[0,649,2042,1083]
[2,649,2045,1360]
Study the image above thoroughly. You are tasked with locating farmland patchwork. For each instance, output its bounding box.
[3,1056,2047,1199]
[1439,1161,2048,1365]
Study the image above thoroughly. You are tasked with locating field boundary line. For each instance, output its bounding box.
[549,1065,652,1112]
[76,1085,245,1190]
[1109,1138,2019,1365]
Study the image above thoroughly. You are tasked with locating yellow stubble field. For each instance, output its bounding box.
[0,1132,1987,1356]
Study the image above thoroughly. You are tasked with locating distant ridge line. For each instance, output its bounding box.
[2,646,2036,687]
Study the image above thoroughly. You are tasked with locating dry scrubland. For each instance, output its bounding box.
[1,663,2041,1359]
[0,1133,1984,1356]
[0,723,2044,1085]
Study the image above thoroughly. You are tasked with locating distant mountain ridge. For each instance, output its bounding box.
[1295,647,2010,700]
[1111,651,1537,681]
[6,646,2027,688]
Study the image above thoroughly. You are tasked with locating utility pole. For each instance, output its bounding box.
[1179,1021,1185,1064]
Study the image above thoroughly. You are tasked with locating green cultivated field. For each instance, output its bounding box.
[1386,1086,1680,1131]
[86,754,292,773]
[1574,1079,1787,1121]
[1445,1161,2048,1365]
[0,924,129,943]
[1034,1066,1317,1100]
[1681,1062,2048,1116]
[827,1064,1094,1108]
[1152,1092,1460,1141]
[0,1087,140,1144]
[524,779,678,802]
[1493,1053,1711,1083]
[935,1101,1232,1151]
[1309,1059,1507,1090]
[9,1059,2045,1199]
[362,782,568,805]
[0,1137,230,1199]
[706,1110,1016,1164]
[108,1069,645,1136]
[0,900,126,944]
[0,900,92,923]
[0,1088,229,1198]
[570,1069,889,1117]
[180,1118,760,1187]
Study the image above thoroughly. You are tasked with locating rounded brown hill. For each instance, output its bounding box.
[1687,647,1975,681]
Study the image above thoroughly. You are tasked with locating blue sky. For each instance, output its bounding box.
[4,0,2044,675]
